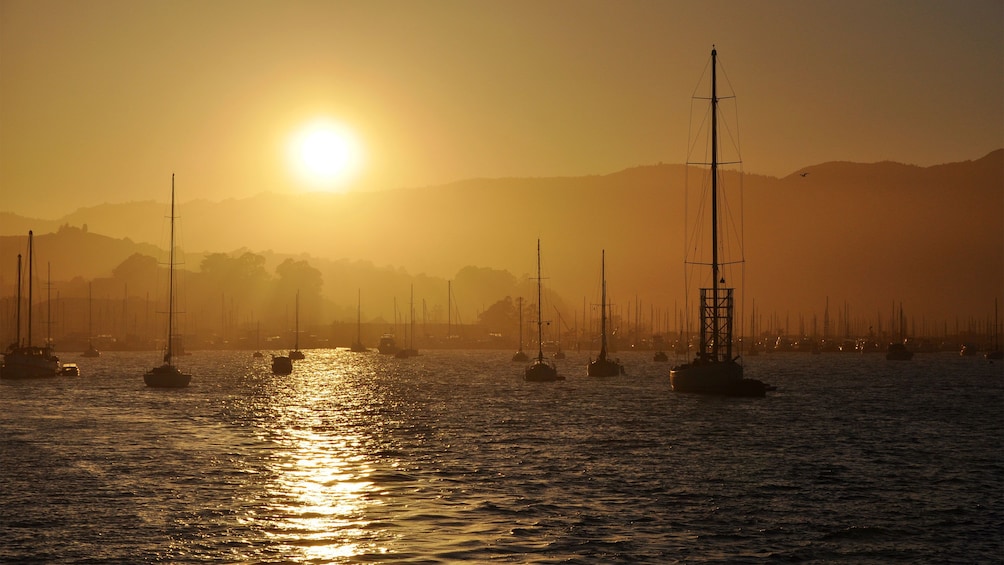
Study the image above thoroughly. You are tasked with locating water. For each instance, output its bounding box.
[1,350,1001,563]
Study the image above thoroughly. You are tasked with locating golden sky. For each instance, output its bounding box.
[1,0,1002,218]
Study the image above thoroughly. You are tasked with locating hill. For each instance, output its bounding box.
[1,151,1001,330]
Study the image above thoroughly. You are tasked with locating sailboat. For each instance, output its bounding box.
[511,296,529,362]
[885,303,913,360]
[350,289,368,352]
[144,175,191,388]
[395,285,419,358]
[669,47,769,397]
[587,250,623,377]
[289,291,305,360]
[253,320,264,358]
[81,282,100,357]
[552,307,566,359]
[525,240,563,382]
[987,298,1003,360]
[1,233,61,379]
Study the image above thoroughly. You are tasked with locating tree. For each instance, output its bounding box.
[478,296,518,335]
[111,253,158,291]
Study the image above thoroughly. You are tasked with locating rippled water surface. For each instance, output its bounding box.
[2,349,1002,563]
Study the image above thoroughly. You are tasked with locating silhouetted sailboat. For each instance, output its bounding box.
[525,240,563,382]
[587,250,623,377]
[271,353,292,374]
[253,321,264,358]
[350,289,368,352]
[81,282,100,358]
[511,296,529,362]
[144,175,191,388]
[289,290,305,360]
[395,285,419,358]
[552,307,566,359]
[886,304,913,360]
[1,233,61,379]
[669,47,769,397]
[987,298,1003,360]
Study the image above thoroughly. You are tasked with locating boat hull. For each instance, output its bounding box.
[144,364,191,388]
[395,348,419,358]
[271,356,293,375]
[670,360,767,397]
[525,359,564,382]
[1,347,60,379]
[587,358,623,377]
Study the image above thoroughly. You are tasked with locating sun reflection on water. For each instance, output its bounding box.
[262,359,387,562]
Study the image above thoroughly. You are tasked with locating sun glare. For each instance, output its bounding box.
[289,119,363,192]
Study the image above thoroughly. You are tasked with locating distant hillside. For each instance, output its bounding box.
[1,150,1000,325]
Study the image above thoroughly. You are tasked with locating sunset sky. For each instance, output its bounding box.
[1,0,1001,219]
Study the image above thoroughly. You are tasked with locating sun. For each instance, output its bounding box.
[288,119,363,192]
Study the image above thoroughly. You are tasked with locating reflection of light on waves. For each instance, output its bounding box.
[269,427,383,561]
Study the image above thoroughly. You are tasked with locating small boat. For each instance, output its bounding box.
[288,291,305,360]
[350,289,368,352]
[653,350,668,362]
[253,321,264,358]
[377,334,399,355]
[587,250,624,377]
[669,47,769,397]
[59,363,80,376]
[511,296,529,362]
[885,342,914,361]
[395,285,419,358]
[524,240,563,382]
[552,307,566,359]
[271,354,292,375]
[987,298,1003,360]
[81,282,100,357]
[144,175,191,388]
[1,232,61,380]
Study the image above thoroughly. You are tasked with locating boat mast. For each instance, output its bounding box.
[518,296,523,351]
[600,249,607,360]
[15,254,22,347]
[167,175,176,365]
[536,239,544,361]
[710,47,720,362]
[27,231,33,348]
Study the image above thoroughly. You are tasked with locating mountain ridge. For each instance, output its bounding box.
[1,150,1000,325]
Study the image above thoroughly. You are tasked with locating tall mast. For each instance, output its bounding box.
[27,231,33,348]
[536,239,544,361]
[167,174,176,364]
[600,249,607,358]
[15,254,22,347]
[88,282,93,345]
[710,46,720,361]
[46,263,51,348]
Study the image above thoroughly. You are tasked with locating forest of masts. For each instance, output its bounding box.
[1,275,1000,355]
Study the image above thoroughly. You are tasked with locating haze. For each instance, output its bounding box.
[0,0,1002,343]
[2,0,1002,216]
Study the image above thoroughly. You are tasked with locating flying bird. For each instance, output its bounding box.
[800,172,810,177]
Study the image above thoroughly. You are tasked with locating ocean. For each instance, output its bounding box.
[1,349,1001,563]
